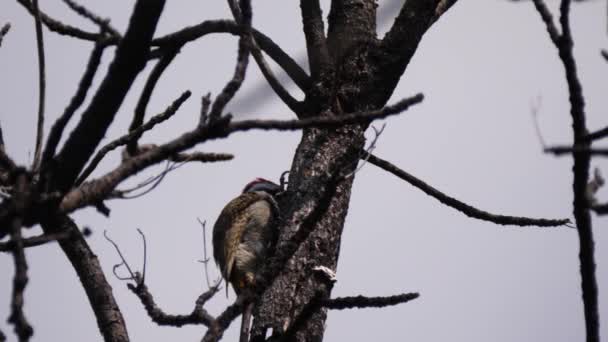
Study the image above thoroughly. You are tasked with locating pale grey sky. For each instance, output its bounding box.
[1,1,607,341]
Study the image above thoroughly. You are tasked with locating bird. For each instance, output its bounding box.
[212,177,281,296]
[212,178,282,342]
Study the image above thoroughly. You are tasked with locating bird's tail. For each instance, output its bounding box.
[239,302,254,342]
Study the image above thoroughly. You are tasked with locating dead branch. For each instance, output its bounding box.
[0,231,72,252]
[545,146,608,156]
[41,40,108,166]
[584,125,608,142]
[127,47,181,155]
[532,1,599,340]
[52,0,165,193]
[300,0,331,80]
[323,292,419,310]
[75,91,191,186]
[208,4,252,122]
[31,0,45,173]
[201,296,246,342]
[16,0,104,41]
[365,152,570,227]
[7,172,33,341]
[128,279,218,327]
[61,0,121,38]
[0,23,10,48]
[197,218,221,289]
[103,230,139,282]
[40,215,129,341]
[152,20,311,92]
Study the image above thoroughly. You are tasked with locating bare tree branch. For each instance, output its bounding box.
[365,152,570,227]
[227,3,304,116]
[584,125,608,142]
[249,37,304,116]
[300,0,331,80]
[208,3,252,122]
[16,0,103,42]
[127,47,181,155]
[532,1,599,339]
[201,296,246,342]
[152,20,311,92]
[53,0,166,192]
[7,172,33,342]
[0,23,11,48]
[531,0,561,45]
[127,280,218,327]
[76,91,191,186]
[31,0,46,173]
[591,202,608,215]
[41,40,107,166]
[601,49,608,61]
[61,0,121,38]
[0,231,72,253]
[40,215,129,341]
[545,145,608,156]
[367,0,443,107]
[323,292,419,310]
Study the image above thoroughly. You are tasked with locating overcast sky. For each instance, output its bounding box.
[1,1,607,341]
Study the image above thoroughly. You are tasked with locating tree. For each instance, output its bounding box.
[0,0,606,341]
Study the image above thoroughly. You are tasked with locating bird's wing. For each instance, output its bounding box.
[212,192,264,283]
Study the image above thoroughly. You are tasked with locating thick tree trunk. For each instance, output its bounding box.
[252,126,365,341]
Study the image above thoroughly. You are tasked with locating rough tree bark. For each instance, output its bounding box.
[251,1,444,340]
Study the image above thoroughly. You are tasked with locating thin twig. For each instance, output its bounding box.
[75,91,191,185]
[365,152,570,227]
[584,125,608,142]
[530,95,547,148]
[136,228,147,285]
[42,40,107,166]
[0,231,72,252]
[152,20,311,92]
[0,23,11,48]
[31,0,46,173]
[16,0,104,42]
[545,146,608,156]
[127,280,217,327]
[209,1,252,121]
[343,123,386,179]
[231,1,304,115]
[531,0,561,45]
[103,230,137,281]
[200,93,212,126]
[61,0,121,38]
[128,47,181,155]
[322,292,419,310]
[197,218,218,289]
